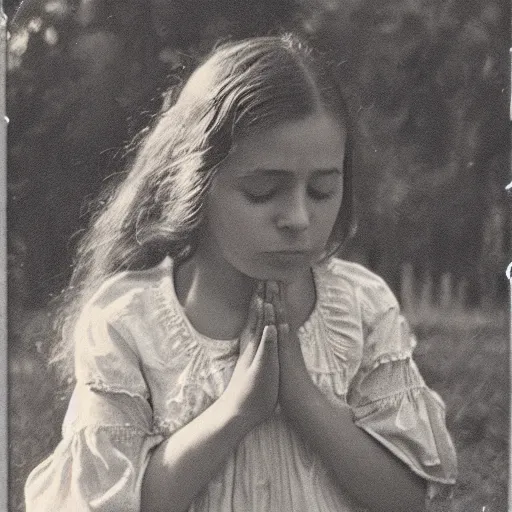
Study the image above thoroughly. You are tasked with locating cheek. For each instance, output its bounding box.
[314,198,343,234]
[207,196,264,249]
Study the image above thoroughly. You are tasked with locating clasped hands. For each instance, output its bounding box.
[221,281,310,430]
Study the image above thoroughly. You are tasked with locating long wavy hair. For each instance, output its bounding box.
[53,34,357,383]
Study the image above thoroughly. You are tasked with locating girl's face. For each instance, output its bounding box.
[200,112,346,283]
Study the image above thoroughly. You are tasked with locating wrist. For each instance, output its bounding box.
[278,332,310,390]
[212,394,259,438]
[279,364,317,419]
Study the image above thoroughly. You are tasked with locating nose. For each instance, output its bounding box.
[276,188,310,232]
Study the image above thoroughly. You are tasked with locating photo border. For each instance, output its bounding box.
[1,2,8,511]
[1,3,511,511]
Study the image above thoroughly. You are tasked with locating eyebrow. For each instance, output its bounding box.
[238,168,341,178]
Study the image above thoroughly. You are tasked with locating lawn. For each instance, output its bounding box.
[8,306,509,511]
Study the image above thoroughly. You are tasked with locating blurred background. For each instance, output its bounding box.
[5,0,510,510]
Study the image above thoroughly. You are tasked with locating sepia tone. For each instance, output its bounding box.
[5,1,510,510]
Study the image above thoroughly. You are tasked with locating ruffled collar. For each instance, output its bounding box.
[157,255,331,343]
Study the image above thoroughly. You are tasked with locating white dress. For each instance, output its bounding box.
[25,257,457,511]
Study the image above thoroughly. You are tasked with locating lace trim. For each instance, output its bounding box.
[62,423,161,442]
[368,351,413,371]
[297,261,326,336]
[153,264,239,354]
[299,262,364,386]
[355,420,456,486]
[352,384,426,410]
[85,379,149,400]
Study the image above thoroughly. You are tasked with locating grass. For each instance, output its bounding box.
[8,304,510,511]
[411,313,509,512]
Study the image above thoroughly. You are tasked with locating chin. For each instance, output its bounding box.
[238,260,313,284]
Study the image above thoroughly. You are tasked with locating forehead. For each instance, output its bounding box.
[220,113,347,178]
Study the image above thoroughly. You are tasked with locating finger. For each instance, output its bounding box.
[240,296,263,362]
[277,281,286,303]
[246,290,260,333]
[253,295,265,336]
[277,322,293,357]
[273,299,286,328]
[240,292,261,343]
[265,280,279,303]
[280,281,285,299]
[278,322,290,342]
[268,281,286,327]
[256,281,265,298]
[254,324,278,363]
[263,301,275,327]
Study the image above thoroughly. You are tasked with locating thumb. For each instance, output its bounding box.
[277,322,294,354]
[254,324,278,362]
[239,295,263,361]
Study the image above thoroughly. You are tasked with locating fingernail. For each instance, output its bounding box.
[263,324,277,339]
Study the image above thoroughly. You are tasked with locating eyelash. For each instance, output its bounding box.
[308,188,334,201]
[244,191,275,203]
[244,187,335,204]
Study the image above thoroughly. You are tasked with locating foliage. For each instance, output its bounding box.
[314,0,509,303]
[414,320,509,512]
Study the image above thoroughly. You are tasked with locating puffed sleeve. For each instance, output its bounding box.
[24,302,164,512]
[347,279,457,507]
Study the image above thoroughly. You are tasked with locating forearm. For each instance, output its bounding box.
[140,397,250,512]
[280,367,426,512]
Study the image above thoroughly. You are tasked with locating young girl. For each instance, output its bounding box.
[24,35,457,512]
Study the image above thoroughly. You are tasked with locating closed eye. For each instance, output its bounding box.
[243,189,278,203]
[239,169,341,203]
[307,187,336,200]
[240,175,282,203]
[307,172,341,200]
[245,186,336,203]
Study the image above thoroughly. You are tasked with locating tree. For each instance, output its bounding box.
[7,0,509,310]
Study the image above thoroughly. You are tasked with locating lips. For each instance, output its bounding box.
[262,250,314,265]
[272,250,310,255]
